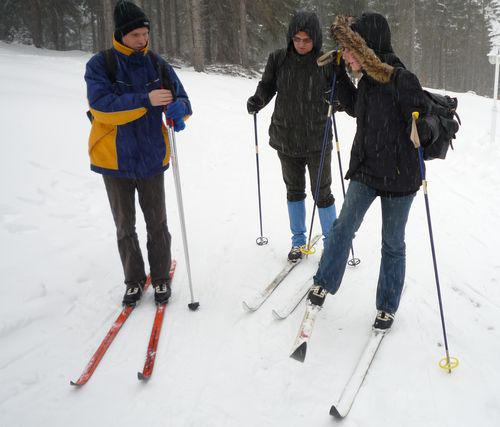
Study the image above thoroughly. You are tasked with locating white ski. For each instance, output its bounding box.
[272,276,313,320]
[242,235,321,312]
[289,302,322,363]
[242,260,301,311]
[329,329,387,418]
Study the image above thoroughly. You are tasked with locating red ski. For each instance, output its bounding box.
[70,276,152,386]
[138,260,177,381]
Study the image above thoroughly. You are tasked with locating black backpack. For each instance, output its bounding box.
[417,91,461,160]
[393,69,461,160]
[86,49,173,122]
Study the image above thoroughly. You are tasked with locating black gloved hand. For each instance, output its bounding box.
[323,88,345,112]
[332,55,348,78]
[247,95,264,114]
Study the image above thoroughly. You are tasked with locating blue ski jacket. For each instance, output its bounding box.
[84,38,192,179]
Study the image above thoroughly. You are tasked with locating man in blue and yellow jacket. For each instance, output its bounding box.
[84,0,192,307]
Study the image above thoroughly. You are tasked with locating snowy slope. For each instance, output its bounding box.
[1,42,500,427]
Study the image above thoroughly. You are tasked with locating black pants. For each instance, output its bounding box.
[277,151,334,208]
[103,173,171,286]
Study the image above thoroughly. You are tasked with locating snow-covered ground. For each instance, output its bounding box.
[1,42,500,427]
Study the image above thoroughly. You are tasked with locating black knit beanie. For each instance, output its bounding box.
[114,1,150,40]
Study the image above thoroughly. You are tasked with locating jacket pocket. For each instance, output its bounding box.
[88,121,118,170]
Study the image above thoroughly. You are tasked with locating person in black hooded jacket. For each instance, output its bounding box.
[306,13,428,331]
[247,11,337,262]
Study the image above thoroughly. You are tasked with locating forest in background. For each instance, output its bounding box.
[0,0,499,96]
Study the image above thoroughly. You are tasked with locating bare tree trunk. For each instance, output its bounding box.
[204,21,212,63]
[189,0,205,71]
[98,14,107,50]
[208,11,218,65]
[142,0,154,50]
[59,12,67,50]
[149,1,164,53]
[103,0,114,46]
[26,0,43,48]
[157,0,166,54]
[239,0,248,67]
[50,9,60,50]
[166,0,178,55]
[173,0,181,53]
[91,12,96,51]
[408,0,416,72]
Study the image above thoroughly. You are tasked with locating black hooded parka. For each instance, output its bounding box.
[335,13,427,194]
[253,11,333,157]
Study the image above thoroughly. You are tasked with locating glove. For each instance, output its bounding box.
[247,95,264,114]
[332,56,347,78]
[173,117,185,132]
[166,100,187,122]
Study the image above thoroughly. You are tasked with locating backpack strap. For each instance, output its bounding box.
[100,49,171,93]
[148,52,176,99]
[101,49,118,84]
[86,49,117,122]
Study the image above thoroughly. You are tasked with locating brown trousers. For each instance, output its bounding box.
[103,173,172,286]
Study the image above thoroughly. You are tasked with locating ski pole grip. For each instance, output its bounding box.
[410,111,421,149]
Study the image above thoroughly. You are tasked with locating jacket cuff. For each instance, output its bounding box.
[141,93,152,108]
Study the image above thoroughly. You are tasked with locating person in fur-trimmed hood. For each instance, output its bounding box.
[246,11,337,262]
[306,12,428,331]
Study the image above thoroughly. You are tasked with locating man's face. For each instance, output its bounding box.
[122,27,149,51]
[292,31,314,55]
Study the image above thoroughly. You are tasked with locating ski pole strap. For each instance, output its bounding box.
[411,111,426,181]
[305,70,338,253]
[410,112,421,148]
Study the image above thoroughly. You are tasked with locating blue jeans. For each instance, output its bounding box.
[314,180,415,314]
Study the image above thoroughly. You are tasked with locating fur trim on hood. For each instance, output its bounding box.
[330,15,393,84]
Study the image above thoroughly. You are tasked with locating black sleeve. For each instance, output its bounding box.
[254,52,279,105]
[332,69,357,117]
[394,69,427,122]
[319,59,356,117]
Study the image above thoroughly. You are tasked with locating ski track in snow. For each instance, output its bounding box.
[1,42,500,427]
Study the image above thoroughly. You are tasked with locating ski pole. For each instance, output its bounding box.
[331,88,360,267]
[252,113,269,246]
[157,61,199,311]
[411,112,457,372]
[303,51,360,268]
[303,70,337,256]
[165,120,199,311]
